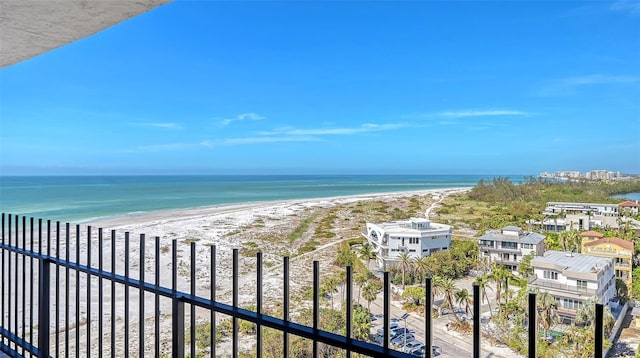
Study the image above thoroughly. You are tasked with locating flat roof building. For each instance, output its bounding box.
[364,218,452,270]
[529,251,615,322]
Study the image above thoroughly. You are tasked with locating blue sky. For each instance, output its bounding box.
[1,1,639,175]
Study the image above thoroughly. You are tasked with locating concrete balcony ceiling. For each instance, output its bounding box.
[0,0,171,68]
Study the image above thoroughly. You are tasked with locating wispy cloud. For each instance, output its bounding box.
[202,136,321,147]
[434,110,528,118]
[127,121,405,152]
[257,123,406,136]
[127,142,197,153]
[129,122,183,129]
[611,0,640,16]
[207,122,405,146]
[219,113,265,126]
[537,74,640,96]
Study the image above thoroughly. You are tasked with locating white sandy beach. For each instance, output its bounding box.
[9,187,472,356]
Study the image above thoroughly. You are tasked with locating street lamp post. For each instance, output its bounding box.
[401,313,409,349]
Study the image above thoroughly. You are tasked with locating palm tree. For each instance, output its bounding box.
[473,275,493,316]
[352,304,371,341]
[395,253,413,290]
[362,283,378,313]
[455,288,472,316]
[575,295,599,326]
[431,275,445,308]
[413,256,430,287]
[537,291,559,339]
[354,273,368,302]
[322,277,340,308]
[359,243,376,270]
[440,277,460,322]
[488,264,513,306]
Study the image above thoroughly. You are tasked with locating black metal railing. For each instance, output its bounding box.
[0,213,605,357]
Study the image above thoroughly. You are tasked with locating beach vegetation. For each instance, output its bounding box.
[184,237,201,244]
[240,241,260,257]
[287,213,318,243]
[436,177,640,234]
[296,240,319,255]
[314,210,337,239]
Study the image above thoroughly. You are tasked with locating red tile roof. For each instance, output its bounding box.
[581,230,604,238]
[619,200,640,207]
[583,237,634,251]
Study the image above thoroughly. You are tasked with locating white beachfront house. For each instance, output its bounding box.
[478,226,545,273]
[535,202,620,231]
[529,251,616,323]
[364,218,452,270]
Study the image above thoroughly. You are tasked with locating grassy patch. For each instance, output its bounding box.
[288,213,319,243]
[297,240,319,255]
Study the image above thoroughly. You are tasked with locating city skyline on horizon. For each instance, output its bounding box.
[1,1,639,175]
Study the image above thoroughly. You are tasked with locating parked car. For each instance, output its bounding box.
[375,322,399,336]
[409,345,441,357]
[390,327,410,339]
[391,333,415,346]
[403,341,423,353]
[410,346,426,357]
[432,344,442,355]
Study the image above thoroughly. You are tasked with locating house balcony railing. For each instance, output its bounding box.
[1,213,606,358]
[583,248,632,258]
[528,278,598,296]
[614,262,631,269]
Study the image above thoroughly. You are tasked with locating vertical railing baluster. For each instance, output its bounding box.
[87,226,92,358]
[425,277,432,358]
[65,222,70,358]
[38,258,52,358]
[232,248,239,358]
[313,261,319,358]
[46,219,50,255]
[172,239,185,358]
[99,228,104,358]
[75,224,80,358]
[256,251,263,358]
[140,234,146,358]
[124,232,130,358]
[1,213,5,349]
[345,265,352,358]
[383,272,390,351]
[7,214,12,351]
[38,218,42,352]
[22,216,26,356]
[190,242,196,358]
[14,215,19,352]
[111,229,116,358]
[155,237,160,358]
[55,221,60,358]
[210,245,216,358]
[473,284,480,358]
[528,292,536,358]
[30,217,35,350]
[595,303,604,358]
[283,256,289,358]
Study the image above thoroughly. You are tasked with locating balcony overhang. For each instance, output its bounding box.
[1,0,172,68]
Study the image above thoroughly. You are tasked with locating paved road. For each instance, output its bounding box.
[356,277,504,357]
[364,294,473,357]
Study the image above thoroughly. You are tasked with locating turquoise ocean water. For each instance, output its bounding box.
[0,175,526,222]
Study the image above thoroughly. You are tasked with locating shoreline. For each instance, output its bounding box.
[85,187,471,228]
